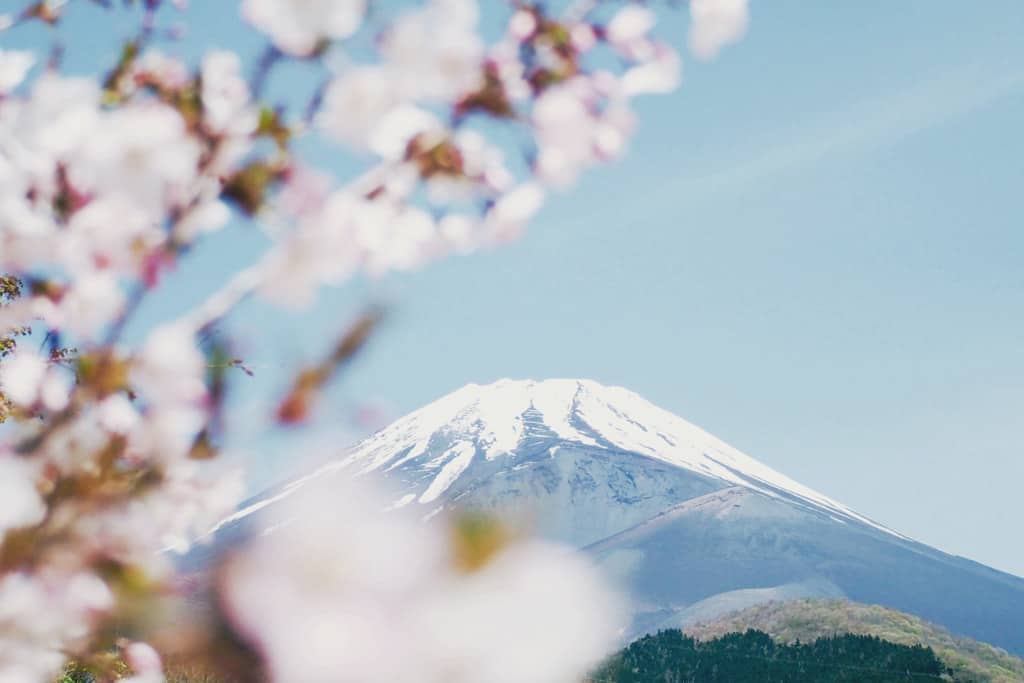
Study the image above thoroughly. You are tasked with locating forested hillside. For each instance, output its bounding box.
[685,599,1024,683]
[591,629,950,682]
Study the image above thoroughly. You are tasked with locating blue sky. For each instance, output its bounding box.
[9,1,1024,576]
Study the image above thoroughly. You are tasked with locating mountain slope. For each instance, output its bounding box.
[685,599,1024,683]
[586,485,1024,652]
[204,378,1024,656]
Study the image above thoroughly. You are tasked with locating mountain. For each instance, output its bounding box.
[205,378,1024,656]
[684,599,1024,683]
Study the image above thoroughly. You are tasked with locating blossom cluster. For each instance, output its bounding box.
[0,0,750,680]
[221,479,623,683]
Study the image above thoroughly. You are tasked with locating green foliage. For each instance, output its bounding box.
[684,599,1024,683]
[592,628,952,682]
[58,665,94,683]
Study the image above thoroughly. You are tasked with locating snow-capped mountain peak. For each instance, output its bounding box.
[300,378,899,537]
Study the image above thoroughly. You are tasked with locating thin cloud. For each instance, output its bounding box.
[677,63,1024,201]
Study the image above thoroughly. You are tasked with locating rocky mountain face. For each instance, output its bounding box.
[204,379,1024,655]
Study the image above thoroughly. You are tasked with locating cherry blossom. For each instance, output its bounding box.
[0,50,33,95]
[607,5,657,53]
[121,642,165,683]
[200,50,254,135]
[242,0,367,56]
[0,571,112,682]
[72,103,201,216]
[317,66,404,152]
[221,478,622,683]
[0,456,46,540]
[380,0,485,102]
[0,349,70,411]
[689,0,751,61]
[532,77,635,188]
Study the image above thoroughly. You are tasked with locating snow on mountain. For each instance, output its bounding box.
[297,378,898,536]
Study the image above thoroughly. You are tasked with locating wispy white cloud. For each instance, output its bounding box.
[676,63,1024,201]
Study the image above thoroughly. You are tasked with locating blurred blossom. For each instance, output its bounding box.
[0,349,48,407]
[259,191,365,307]
[53,270,126,341]
[133,51,191,92]
[0,349,69,410]
[415,541,623,683]
[242,0,367,56]
[59,197,157,275]
[317,66,403,151]
[484,182,545,242]
[121,641,165,683]
[380,0,484,102]
[607,6,657,53]
[0,570,112,682]
[367,105,443,161]
[222,478,622,683]
[132,323,207,413]
[97,393,141,435]
[688,0,750,60]
[128,323,211,465]
[439,213,479,252]
[200,50,255,135]
[0,50,33,94]
[508,10,537,41]
[532,78,635,188]
[0,456,45,540]
[71,461,244,568]
[70,103,201,216]
[262,190,453,306]
[622,45,682,96]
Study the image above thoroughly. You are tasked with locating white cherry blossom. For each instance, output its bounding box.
[97,393,141,435]
[622,43,682,96]
[484,182,545,243]
[201,50,253,135]
[367,105,443,161]
[380,0,484,101]
[51,270,126,341]
[689,0,750,60]
[0,49,33,95]
[0,349,70,411]
[0,350,47,408]
[70,103,201,217]
[317,65,402,152]
[607,5,657,53]
[242,0,367,56]
[222,478,621,683]
[121,641,165,683]
[0,571,112,682]
[0,456,45,540]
